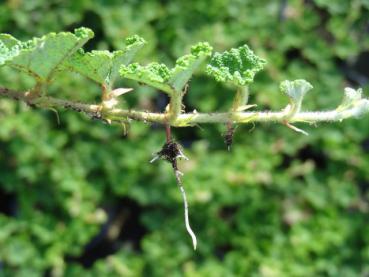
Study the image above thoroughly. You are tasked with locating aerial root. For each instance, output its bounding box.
[150,140,197,250]
[175,170,197,250]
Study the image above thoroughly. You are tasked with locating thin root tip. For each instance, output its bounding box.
[150,155,159,163]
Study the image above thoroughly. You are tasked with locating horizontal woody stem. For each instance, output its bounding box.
[0,87,367,127]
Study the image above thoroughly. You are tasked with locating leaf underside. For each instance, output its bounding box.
[280,79,313,103]
[0,28,94,82]
[64,35,146,87]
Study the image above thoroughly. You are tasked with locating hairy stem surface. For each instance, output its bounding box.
[0,87,367,127]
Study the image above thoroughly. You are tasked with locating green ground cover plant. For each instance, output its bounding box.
[1,27,368,252]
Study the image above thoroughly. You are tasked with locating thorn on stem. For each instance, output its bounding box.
[48,108,60,125]
[120,121,129,136]
[249,122,256,133]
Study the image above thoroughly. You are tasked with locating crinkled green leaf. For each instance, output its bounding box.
[280,80,313,117]
[65,35,146,87]
[66,50,112,85]
[280,79,313,103]
[168,42,213,92]
[120,42,212,94]
[0,27,94,82]
[0,34,19,49]
[0,35,21,65]
[206,45,266,86]
[120,62,173,94]
[0,41,13,65]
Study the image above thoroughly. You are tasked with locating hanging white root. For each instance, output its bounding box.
[175,171,197,250]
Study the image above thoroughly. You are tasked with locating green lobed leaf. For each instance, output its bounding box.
[0,34,22,66]
[168,42,213,92]
[0,34,19,49]
[206,45,266,87]
[65,35,146,87]
[0,27,94,82]
[0,41,13,66]
[120,42,212,94]
[280,80,313,118]
[120,62,173,94]
[280,79,313,103]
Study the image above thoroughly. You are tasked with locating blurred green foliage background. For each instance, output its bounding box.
[0,0,369,276]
